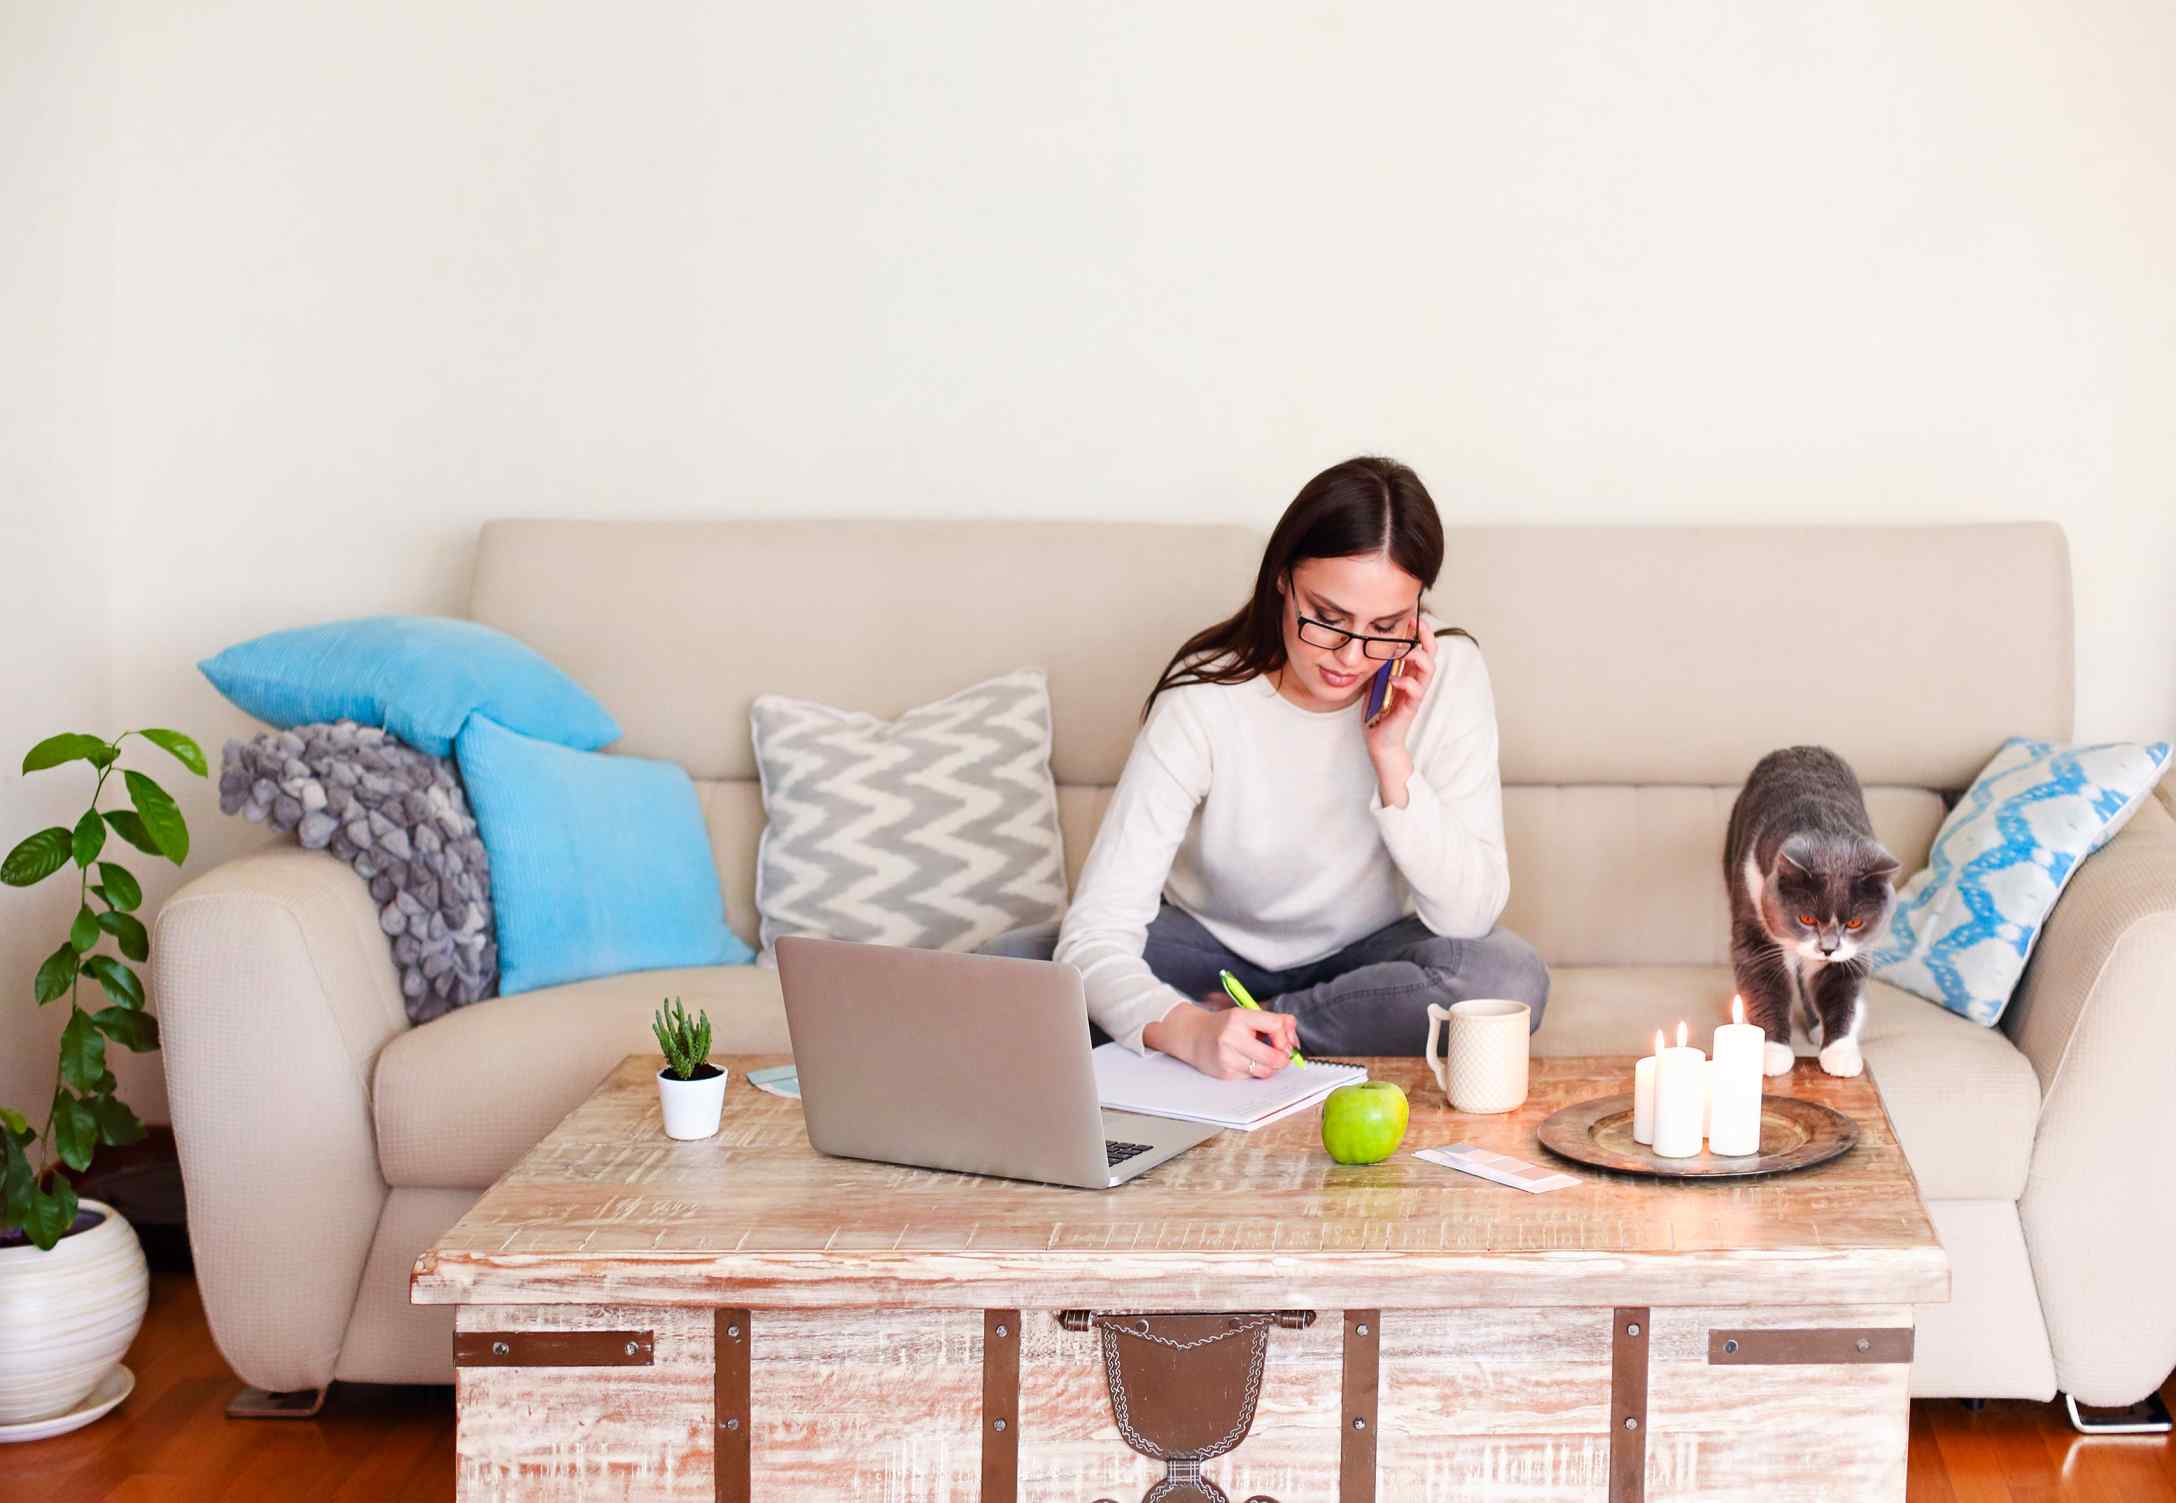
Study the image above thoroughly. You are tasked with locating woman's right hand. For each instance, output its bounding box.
[1144,1001,1301,1081]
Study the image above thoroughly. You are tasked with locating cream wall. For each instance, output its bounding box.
[4,7,119,1132]
[5,1,2173,1124]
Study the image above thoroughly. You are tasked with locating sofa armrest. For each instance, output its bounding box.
[151,846,411,1393]
[2003,793,2176,1406]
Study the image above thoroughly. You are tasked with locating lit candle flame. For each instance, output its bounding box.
[1676,1019,1688,1049]
[1732,994,1745,1026]
[1653,1028,1665,1057]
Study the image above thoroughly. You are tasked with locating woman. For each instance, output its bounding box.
[978,456,1548,1080]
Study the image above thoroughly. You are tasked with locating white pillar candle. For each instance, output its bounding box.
[1652,1020,1706,1159]
[1633,1029,1661,1144]
[1701,1058,1713,1138]
[1708,994,1766,1157]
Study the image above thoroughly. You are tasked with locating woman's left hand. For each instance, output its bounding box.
[1361,611,1434,763]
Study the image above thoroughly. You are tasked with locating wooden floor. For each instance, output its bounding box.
[12,1272,2175,1501]
[18,1273,455,1502]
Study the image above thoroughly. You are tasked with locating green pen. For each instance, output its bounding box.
[1218,968,1307,1067]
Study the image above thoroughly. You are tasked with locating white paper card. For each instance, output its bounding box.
[746,1064,800,1099]
[1415,1142,1580,1194]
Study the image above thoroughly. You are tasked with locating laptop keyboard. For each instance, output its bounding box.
[1105,1139,1155,1168]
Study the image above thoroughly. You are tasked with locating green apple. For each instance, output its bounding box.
[1320,1080,1410,1165]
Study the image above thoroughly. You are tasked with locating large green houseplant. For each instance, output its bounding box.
[3,728,204,1251]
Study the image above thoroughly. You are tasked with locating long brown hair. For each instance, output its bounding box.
[1141,455,1476,722]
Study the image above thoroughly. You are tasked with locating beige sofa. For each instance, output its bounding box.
[152,518,2176,1415]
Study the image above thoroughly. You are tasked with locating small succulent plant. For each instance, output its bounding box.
[651,996,712,1080]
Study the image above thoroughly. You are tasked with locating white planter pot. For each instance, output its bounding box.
[0,1198,150,1426]
[658,1064,729,1140]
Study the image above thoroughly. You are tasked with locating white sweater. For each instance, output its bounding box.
[1055,614,1512,1052]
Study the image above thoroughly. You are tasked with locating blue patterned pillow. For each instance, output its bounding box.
[1870,736,2172,1025]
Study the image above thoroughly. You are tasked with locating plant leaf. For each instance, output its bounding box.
[91,1091,146,1147]
[1,1131,31,1230]
[124,770,189,865]
[70,904,99,954]
[91,1006,159,1052]
[95,910,149,962]
[2,827,73,887]
[21,733,110,775]
[35,943,78,1005]
[25,1174,79,1250]
[51,1092,98,1172]
[102,810,163,857]
[136,728,208,778]
[0,1107,28,1140]
[72,810,106,868]
[58,1011,107,1093]
[97,862,142,912]
[83,956,144,1010]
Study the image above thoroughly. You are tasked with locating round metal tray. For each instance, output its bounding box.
[1535,1091,1860,1179]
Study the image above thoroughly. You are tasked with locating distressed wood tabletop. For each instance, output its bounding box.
[411,1053,1946,1310]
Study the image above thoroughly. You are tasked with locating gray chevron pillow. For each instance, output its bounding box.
[748,668,1068,963]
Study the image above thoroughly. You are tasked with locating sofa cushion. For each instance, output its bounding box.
[748,668,1067,962]
[1872,736,2173,1026]
[1533,968,2040,1201]
[219,721,499,1023]
[373,963,787,1189]
[468,518,1265,786]
[1498,785,1946,968]
[457,715,755,995]
[199,614,620,759]
[376,954,2039,1202]
[468,520,2072,791]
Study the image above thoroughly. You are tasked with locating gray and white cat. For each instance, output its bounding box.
[1723,746,1901,1078]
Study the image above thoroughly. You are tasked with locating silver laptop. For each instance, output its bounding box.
[776,934,1218,1189]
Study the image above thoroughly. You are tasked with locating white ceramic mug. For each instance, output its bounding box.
[1425,998,1531,1114]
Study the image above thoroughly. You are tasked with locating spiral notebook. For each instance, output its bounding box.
[1090,1043,1368,1131]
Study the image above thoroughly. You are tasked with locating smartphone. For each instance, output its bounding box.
[1363,655,1404,727]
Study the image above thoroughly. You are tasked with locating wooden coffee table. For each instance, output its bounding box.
[411,1053,1946,1502]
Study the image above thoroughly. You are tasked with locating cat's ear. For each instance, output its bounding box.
[1777,836,1818,875]
[1859,840,1902,881]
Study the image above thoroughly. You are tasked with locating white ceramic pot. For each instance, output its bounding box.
[0,1198,150,1425]
[658,1063,729,1140]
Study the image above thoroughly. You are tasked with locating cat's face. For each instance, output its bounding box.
[1768,836,1900,963]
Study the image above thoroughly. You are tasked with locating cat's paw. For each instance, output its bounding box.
[1818,1038,1864,1078]
[1763,1041,1796,1077]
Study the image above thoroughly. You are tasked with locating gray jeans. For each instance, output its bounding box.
[976,901,1549,1056]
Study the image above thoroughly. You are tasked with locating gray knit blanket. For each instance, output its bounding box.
[218,721,497,1022]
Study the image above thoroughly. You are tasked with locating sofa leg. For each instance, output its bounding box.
[227,1384,330,1419]
[2063,1390,2173,1435]
[1959,1398,1986,1413]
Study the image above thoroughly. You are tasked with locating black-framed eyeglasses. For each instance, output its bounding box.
[1294,611,1419,661]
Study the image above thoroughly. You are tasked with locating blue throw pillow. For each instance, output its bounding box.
[1870,736,2172,1025]
[456,715,754,995]
[200,615,620,759]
